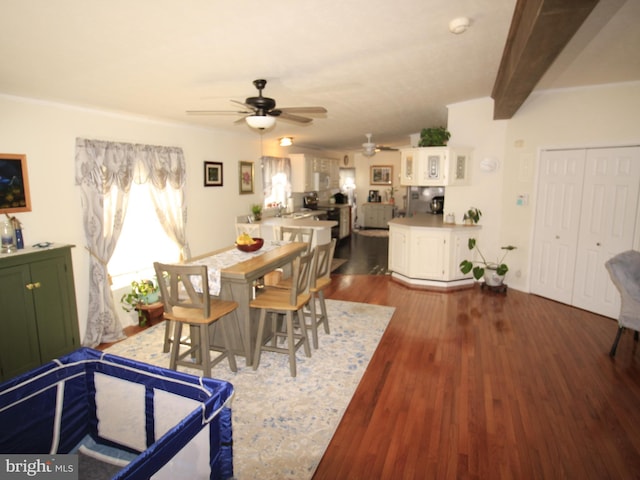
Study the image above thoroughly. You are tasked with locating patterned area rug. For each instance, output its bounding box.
[355,228,389,238]
[105,299,395,480]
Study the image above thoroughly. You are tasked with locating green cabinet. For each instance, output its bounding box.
[0,245,80,381]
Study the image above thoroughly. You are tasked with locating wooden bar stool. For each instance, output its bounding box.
[250,248,316,377]
[271,239,336,348]
[154,262,238,376]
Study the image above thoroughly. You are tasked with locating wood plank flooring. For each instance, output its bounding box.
[313,275,640,480]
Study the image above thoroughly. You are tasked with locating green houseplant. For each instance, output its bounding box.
[459,239,517,285]
[418,127,451,147]
[251,203,263,221]
[463,207,482,225]
[120,279,160,325]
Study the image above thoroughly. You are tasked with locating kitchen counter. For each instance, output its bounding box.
[388,213,474,229]
[388,214,480,290]
[254,216,337,247]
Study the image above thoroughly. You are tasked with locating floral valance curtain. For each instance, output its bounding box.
[75,138,188,347]
[261,156,292,199]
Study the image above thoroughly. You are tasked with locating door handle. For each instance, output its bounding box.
[25,282,41,290]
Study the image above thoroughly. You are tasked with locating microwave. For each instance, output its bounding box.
[313,172,330,191]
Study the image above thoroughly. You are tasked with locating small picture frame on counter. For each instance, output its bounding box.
[204,161,223,187]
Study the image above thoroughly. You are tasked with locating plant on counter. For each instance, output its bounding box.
[459,239,517,285]
[120,279,160,325]
[418,127,451,147]
[463,207,482,225]
[251,203,263,221]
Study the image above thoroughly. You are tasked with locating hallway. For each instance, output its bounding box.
[333,230,390,275]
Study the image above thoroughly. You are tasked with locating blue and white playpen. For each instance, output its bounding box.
[0,348,234,479]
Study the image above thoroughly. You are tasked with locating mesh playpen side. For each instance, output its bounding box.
[0,347,234,479]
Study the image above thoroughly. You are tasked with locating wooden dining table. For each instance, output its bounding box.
[188,241,308,366]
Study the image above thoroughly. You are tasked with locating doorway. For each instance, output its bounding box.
[530,146,640,318]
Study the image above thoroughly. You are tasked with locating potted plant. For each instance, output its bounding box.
[463,207,482,225]
[418,127,451,147]
[251,203,263,221]
[459,238,517,286]
[120,279,160,326]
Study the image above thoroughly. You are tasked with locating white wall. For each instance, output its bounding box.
[0,94,264,340]
[446,81,640,292]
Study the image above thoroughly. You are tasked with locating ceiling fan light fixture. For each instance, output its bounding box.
[362,133,377,157]
[246,115,276,129]
[279,136,293,147]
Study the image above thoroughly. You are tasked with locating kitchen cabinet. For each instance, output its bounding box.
[400,146,472,186]
[361,203,394,229]
[290,154,340,192]
[0,245,80,381]
[388,217,480,288]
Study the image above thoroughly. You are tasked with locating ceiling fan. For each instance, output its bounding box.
[362,133,398,157]
[186,79,327,129]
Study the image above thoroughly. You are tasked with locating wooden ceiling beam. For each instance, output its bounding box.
[492,0,600,119]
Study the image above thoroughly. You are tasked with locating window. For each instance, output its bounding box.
[108,182,180,289]
[263,172,288,207]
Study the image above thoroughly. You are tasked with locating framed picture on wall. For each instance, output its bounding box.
[204,161,223,187]
[370,165,393,185]
[0,153,32,214]
[239,161,254,194]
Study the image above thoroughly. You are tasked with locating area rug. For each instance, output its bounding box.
[104,299,395,480]
[355,228,389,238]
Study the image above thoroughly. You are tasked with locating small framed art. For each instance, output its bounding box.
[204,161,223,187]
[0,154,32,214]
[239,161,254,194]
[370,165,393,185]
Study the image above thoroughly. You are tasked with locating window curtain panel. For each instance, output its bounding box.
[75,138,188,347]
[261,156,292,199]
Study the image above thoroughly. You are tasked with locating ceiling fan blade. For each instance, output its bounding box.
[377,145,399,151]
[186,110,251,115]
[231,99,256,110]
[276,111,313,124]
[278,106,327,114]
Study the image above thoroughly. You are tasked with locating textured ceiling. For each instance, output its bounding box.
[0,0,638,152]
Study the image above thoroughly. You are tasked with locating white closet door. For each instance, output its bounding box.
[530,149,586,304]
[572,147,640,318]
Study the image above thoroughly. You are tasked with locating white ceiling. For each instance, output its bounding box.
[0,0,638,151]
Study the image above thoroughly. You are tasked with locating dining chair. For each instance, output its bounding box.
[249,248,316,376]
[604,250,640,357]
[271,239,336,349]
[278,226,315,253]
[235,222,262,239]
[154,262,238,376]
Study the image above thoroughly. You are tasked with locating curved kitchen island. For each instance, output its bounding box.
[388,214,481,290]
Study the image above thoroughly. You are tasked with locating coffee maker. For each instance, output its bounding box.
[368,190,381,202]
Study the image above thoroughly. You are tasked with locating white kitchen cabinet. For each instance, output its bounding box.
[361,203,394,229]
[388,224,410,274]
[409,229,447,280]
[290,154,340,192]
[400,147,472,186]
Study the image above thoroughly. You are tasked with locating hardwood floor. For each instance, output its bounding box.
[313,275,640,480]
[98,235,640,478]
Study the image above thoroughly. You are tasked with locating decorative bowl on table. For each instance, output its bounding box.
[236,237,264,252]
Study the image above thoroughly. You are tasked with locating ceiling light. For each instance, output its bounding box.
[246,115,275,129]
[449,17,470,34]
[362,133,377,157]
[279,137,293,147]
